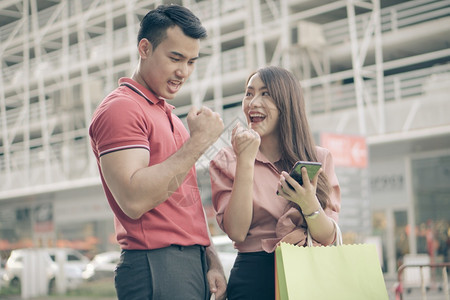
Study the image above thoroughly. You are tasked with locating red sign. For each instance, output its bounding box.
[320,133,368,168]
[34,221,54,233]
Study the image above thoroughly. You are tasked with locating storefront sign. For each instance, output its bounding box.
[321,133,368,168]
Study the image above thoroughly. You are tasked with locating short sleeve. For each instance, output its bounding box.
[90,96,151,157]
[209,148,236,231]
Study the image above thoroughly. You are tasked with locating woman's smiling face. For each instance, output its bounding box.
[242,73,279,139]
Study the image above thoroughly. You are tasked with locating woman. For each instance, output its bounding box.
[209,66,341,299]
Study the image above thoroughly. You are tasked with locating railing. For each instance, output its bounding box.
[0,134,92,191]
[2,0,448,94]
[0,0,118,45]
[395,262,450,300]
[4,99,55,128]
[322,0,450,45]
[1,25,130,94]
[306,62,450,114]
[195,47,247,78]
[193,0,245,20]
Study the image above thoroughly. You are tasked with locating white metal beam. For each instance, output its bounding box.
[60,0,70,179]
[211,0,223,116]
[75,0,95,175]
[105,0,114,94]
[0,65,12,187]
[0,0,21,10]
[22,0,31,188]
[347,0,367,135]
[373,0,385,134]
[301,48,450,88]
[251,0,266,67]
[346,0,385,135]
[125,0,138,73]
[289,1,347,23]
[0,9,22,18]
[31,0,52,183]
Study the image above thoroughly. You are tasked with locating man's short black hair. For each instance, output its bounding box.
[138,4,207,49]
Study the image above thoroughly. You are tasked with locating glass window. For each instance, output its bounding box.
[412,155,450,263]
[394,210,409,266]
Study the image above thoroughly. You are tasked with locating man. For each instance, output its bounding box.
[89,4,226,300]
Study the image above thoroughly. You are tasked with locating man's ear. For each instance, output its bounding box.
[138,38,152,58]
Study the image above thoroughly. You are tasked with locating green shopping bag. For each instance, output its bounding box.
[275,221,388,300]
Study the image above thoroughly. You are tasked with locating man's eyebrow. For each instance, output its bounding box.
[170,51,199,61]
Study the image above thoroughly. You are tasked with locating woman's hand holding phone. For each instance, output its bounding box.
[277,161,322,209]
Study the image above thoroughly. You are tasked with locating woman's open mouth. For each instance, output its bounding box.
[249,112,266,123]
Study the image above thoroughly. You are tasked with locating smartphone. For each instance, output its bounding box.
[287,161,322,187]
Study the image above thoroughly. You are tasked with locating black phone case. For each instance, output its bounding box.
[288,161,322,187]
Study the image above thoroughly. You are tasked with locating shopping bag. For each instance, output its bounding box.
[275,220,388,300]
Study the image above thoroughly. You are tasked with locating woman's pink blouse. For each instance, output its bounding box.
[209,146,341,253]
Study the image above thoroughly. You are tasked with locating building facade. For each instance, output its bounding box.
[0,0,449,277]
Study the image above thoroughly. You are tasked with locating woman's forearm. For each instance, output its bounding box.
[222,160,255,242]
[305,208,336,245]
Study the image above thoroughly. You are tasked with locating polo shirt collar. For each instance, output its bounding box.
[118,77,174,110]
[256,151,281,173]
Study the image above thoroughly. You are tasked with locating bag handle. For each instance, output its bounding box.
[307,218,343,247]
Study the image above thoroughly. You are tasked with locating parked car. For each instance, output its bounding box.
[82,251,120,281]
[212,235,237,280]
[3,248,89,293]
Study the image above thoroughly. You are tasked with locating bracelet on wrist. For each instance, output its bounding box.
[304,208,320,219]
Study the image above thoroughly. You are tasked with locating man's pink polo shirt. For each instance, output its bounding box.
[89,78,210,250]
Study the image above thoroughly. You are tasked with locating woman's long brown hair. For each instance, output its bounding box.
[249,66,331,209]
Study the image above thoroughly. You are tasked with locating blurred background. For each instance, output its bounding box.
[0,0,449,299]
